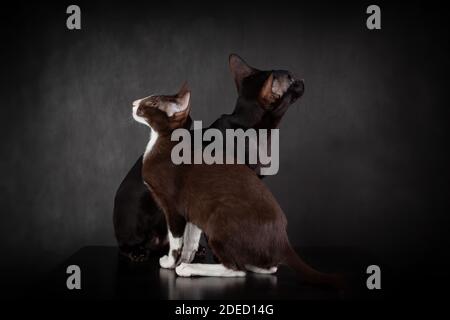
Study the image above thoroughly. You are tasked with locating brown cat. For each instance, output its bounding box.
[132,84,343,288]
[115,55,303,262]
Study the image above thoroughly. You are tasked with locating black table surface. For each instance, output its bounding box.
[35,245,389,300]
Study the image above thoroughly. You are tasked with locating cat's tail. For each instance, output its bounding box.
[282,243,346,290]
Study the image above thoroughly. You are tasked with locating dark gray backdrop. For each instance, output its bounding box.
[1,1,449,288]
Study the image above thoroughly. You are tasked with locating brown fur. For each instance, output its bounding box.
[136,86,344,289]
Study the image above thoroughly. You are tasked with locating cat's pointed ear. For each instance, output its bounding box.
[258,73,277,108]
[229,54,257,92]
[170,83,191,128]
[177,82,189,98]
[176,82,191,112]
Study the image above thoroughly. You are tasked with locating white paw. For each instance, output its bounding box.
[175,263,192,277]
[159,255,176,269]
[226,270,246,277]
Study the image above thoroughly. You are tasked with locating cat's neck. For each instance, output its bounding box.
[215,99,266,129]
[142,128,172,161]
[141,128,178,206]
[231,99,287,130]
[143,128,159,159]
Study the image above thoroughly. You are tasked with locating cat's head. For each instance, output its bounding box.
[229,54,304,112]
[132,83,191,133]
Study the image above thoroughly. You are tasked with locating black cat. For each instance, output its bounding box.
[113,54,304,262]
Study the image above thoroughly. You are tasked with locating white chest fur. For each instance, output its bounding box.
[143,129,159,159]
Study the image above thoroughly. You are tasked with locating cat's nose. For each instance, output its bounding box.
[133,99,142,107]
[290,79,305,97]
[288,72,298,82]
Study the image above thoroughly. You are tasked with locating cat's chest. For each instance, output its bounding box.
[143,129,159,159]
[142,154,176,200]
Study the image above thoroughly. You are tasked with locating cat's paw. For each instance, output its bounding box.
[175,263,192,277]
[159,255,176,269]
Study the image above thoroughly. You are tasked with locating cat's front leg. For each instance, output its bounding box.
[177,222,202,265]
[159,214,186,269]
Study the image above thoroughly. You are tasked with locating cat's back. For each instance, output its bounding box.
[181,163,285,222]
[185,162,263,193]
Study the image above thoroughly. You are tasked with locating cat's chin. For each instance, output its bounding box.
[280,79,304,105]
[132,106,150,127]
[289,79,305,97]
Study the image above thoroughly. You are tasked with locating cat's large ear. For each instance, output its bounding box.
[257,73,277,108]
[177,82,189,99]
[175,82,190,114]
[229,54,257,92]
[170,83,191,128]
